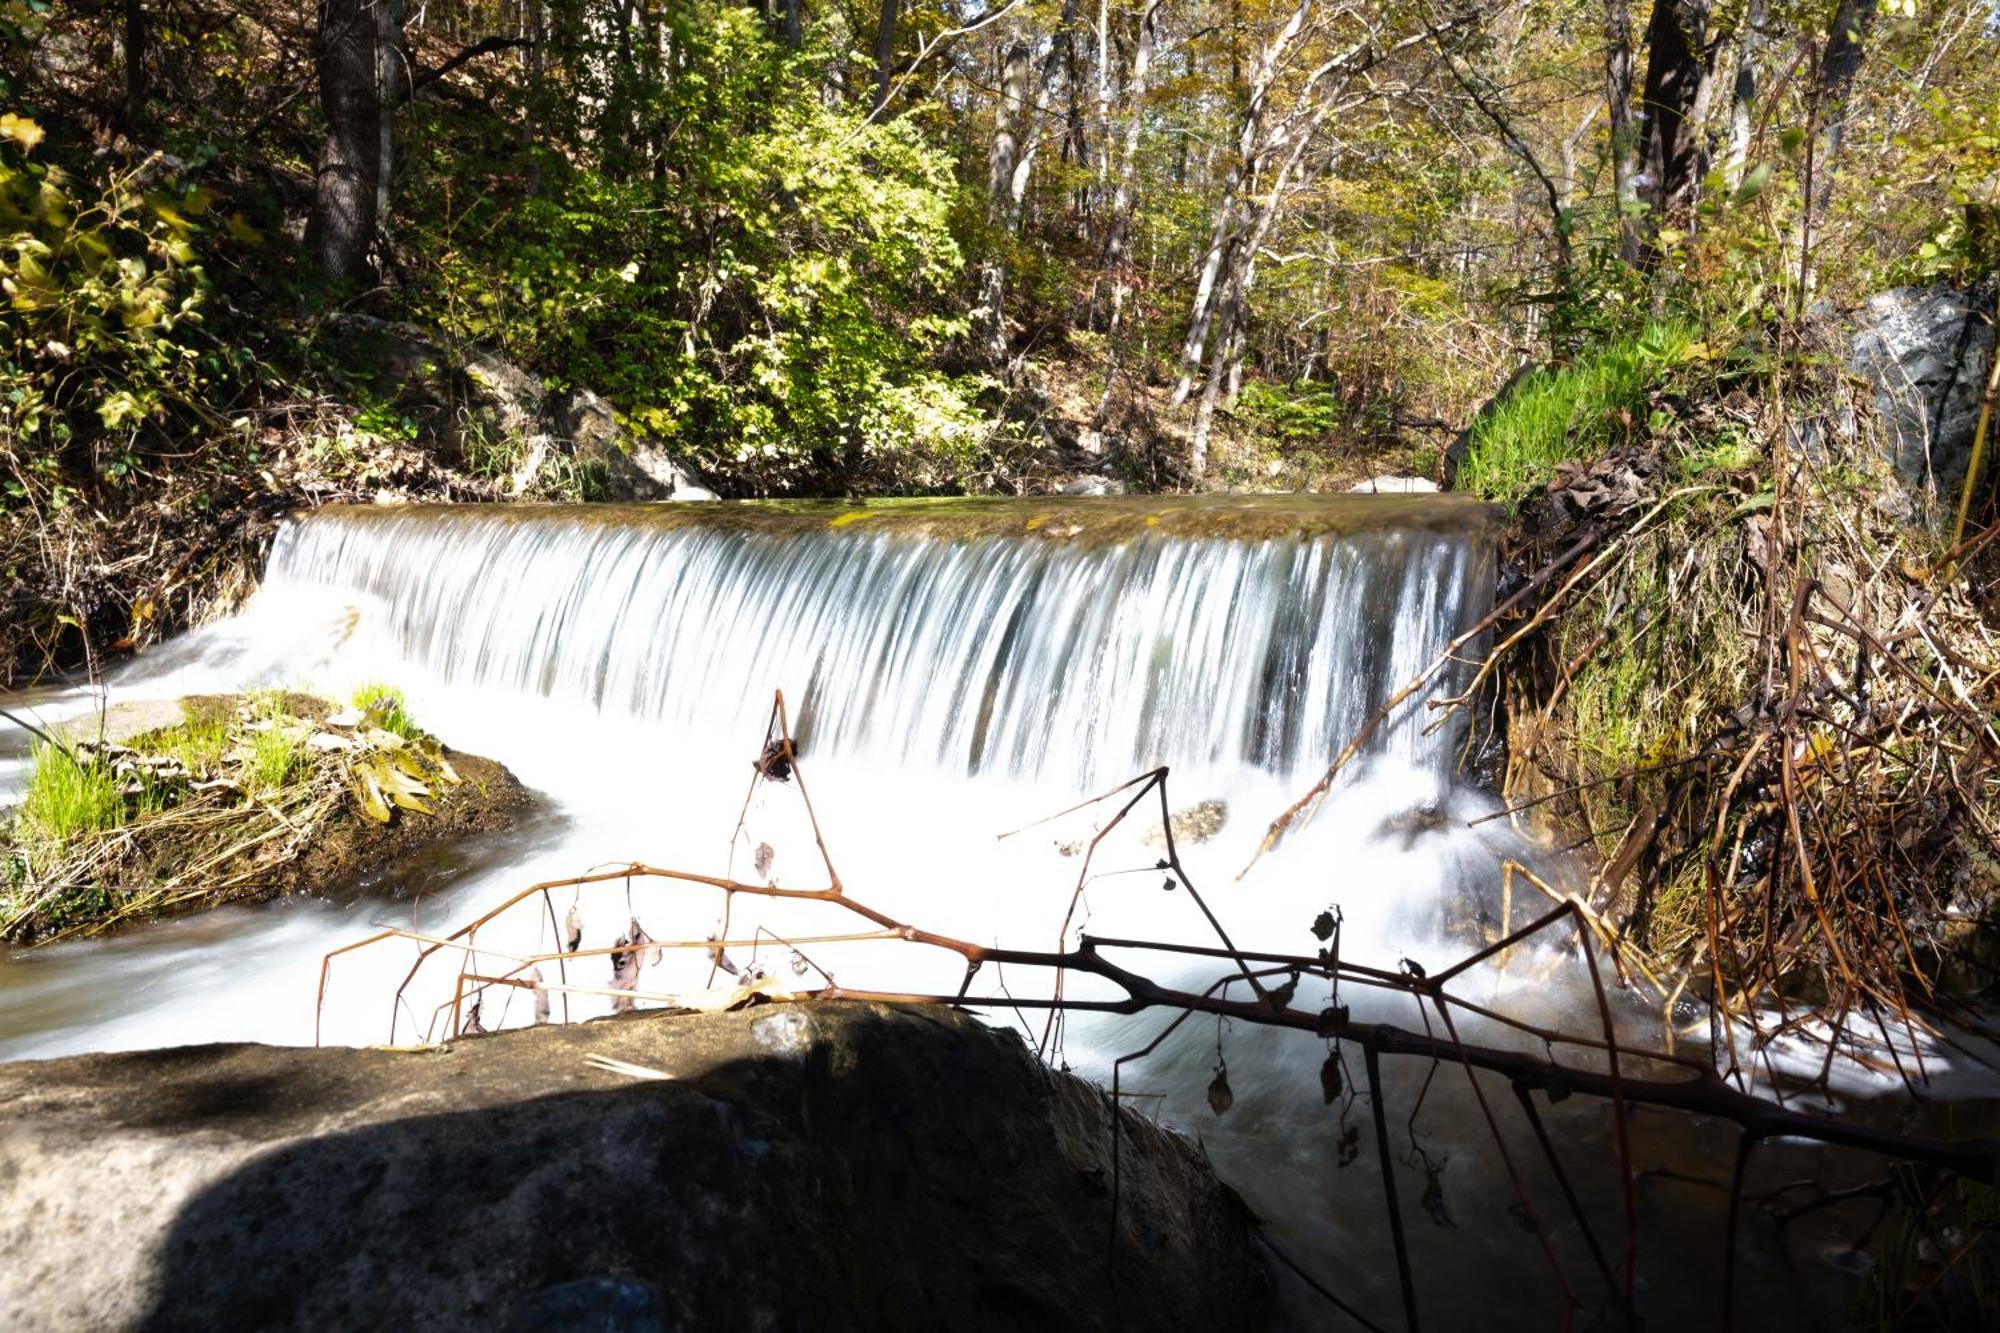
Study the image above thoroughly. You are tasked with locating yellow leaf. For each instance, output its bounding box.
[224,212,264,248]
[0,114,45,152]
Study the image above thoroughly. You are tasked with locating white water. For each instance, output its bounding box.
[2,498,1950,1329]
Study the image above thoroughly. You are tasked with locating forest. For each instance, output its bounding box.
[5,2,2000,1326]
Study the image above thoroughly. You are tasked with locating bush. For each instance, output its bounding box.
[0,119,229,505]
[400,7,987,494]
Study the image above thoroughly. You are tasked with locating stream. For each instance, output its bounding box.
[2,495,1992,1329]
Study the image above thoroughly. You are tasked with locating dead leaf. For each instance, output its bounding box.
[1207,1063,1233,1116]
[1319,1051,1342,1104]
[1420,1161,1456,1227]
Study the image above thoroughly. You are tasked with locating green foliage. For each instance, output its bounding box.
[351,682,421,741]
[14,742,149,851]
[0,124,227,503]
[1238,380,1348,442]
[402,7,988,492]
[1458,320,1700,504]
[156,715,229,776]
[246,724,302,795]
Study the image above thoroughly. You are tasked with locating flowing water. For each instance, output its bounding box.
[0,496,1975,1328]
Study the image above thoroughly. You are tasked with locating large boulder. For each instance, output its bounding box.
[1844,282,1996,510]
[0,1002,1270,1332]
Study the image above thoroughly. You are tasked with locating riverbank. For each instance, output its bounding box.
[1,689,528,944]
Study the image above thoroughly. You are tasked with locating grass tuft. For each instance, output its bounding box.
[15,743,148,852]
[352,683,423,741]
[1459,319,1698,504]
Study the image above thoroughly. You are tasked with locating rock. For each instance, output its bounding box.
[326,315,713,502]
[1348,475,1439,494]
[0,1002,1270,1332]
[1059,475,1128,496]
[1844,282,1996,510]
[1140,798,1230,848]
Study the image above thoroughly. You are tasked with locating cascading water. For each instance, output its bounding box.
[0,496,1870,1330]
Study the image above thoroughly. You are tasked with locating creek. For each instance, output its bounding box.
[0,496,1985,1329]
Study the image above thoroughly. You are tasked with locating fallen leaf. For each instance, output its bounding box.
[1207,1063,1234,1116]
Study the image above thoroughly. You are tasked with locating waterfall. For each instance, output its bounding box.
[257,500,1493,787]
[0,495,1505,1078]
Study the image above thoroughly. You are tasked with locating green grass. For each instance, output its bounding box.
[14,743,151,852]
[246,725,304,795]
[351,683,423,740]
[156,716,230,776]
[1458,319,1699,504]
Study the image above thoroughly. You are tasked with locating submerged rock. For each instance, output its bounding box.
[0,1002,1270,1332]
[1140,798,1230,848]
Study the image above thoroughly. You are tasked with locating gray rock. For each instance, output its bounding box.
[1844,282,1996,511]
[1058,475,1128,496]
[0,1002,1269,1333]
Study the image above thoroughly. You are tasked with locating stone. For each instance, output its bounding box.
[1348,475,1439,494]
[1058,475,1128,496]
[0,1002,1270,1333]
[1843,282,1996,511]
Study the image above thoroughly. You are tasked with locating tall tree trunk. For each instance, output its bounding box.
[1095,0,1160,427]
[121,0,146,130]
[977,39,1034,367]
[375,0,407,247]
[1813,0,1877,203]
[871,0,899,115]
[1636,0,1710,255]
[1172,0,1311,406]
[524,0,545,196]
[1723,0,1769,188]
[309,0,383,286]
[1605,0,1641,263]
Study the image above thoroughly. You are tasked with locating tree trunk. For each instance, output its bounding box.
[122,0,146,130]
[309,0,383,286]
[977,39,1034,366]
[1722,0,1767,188]
[871,0,899,115]
[1604,0,1641,263]
[375,0,408,245]
[1095,0,1160,427]
[1813,0,1877,198]
[1172,0,1311,406]
[1636,0,1710,253]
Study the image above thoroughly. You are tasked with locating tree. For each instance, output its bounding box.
[1635,0,1712,256]
[308,0,383,285]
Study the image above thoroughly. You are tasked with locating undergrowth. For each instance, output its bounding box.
[1458,320,1701,504]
